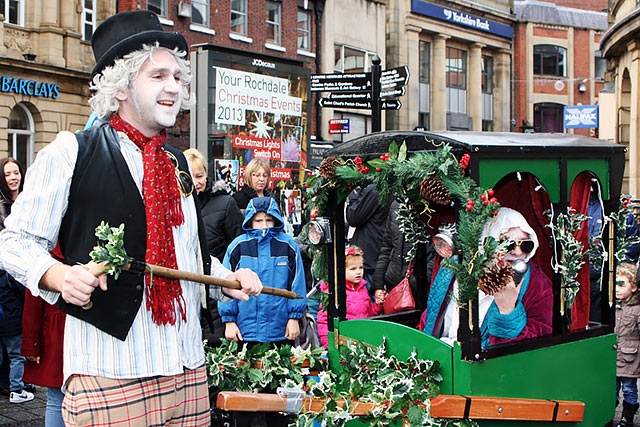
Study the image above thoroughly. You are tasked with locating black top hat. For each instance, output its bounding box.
[91,11,188,79]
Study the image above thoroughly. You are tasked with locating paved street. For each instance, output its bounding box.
[0,388,45,426]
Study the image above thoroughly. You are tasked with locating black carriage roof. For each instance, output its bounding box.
[325,130,625,158]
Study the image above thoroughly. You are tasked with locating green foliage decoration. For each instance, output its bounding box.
[303,142,500,306]
[89,221,133,279]
[546,208,587,310]
[608,194,640,264]
[205,338,474,427]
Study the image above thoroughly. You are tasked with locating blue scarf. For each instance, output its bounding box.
[480,266,530,347]
[423,256,457,336]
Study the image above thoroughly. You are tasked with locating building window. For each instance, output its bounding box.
[266,1,281,45]
[231,0,247,35]
[192,0,209,26]
[334,45,372,73]
[533,45,566,77]
[446,47,467,89]
[297,10,311,51]
[482,55,493,93]
[595,50,606,80]
[2,0,22,25]
[419,41,430,84]
[8,103,35,169]
[82,0,96,42]
[419,113,430,130]
[534,102,564,132]
[147,0,167,17]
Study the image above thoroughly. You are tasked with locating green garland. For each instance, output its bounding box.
[609,194,640,263]
[205,339,475,427]
[304,141,500,306]
[545,209,587,310]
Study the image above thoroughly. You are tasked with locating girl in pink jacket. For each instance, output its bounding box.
[317,245,383,348]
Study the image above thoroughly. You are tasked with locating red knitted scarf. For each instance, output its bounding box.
[109,115,186,326]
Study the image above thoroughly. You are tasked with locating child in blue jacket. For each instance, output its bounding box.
[219,197,307,344]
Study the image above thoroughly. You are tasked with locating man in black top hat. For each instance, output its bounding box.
[0,10,262,426]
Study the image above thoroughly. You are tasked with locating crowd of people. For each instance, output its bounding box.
[0,9,638,427]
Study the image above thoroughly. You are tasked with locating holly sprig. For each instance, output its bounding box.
[89,221,133,279]
[546,208,587,309]
[608,194,640,263]
[205,338,474,427]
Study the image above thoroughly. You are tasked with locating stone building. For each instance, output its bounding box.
[512,0,608,136]
[384,0,515,132]
[600,0,640,194]
[0,1,98,171]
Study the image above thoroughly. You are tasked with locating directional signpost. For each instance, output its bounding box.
[381,99,402,110]
[312,59,410,132]
[310,72,372,93]
[379,66,409,94]
[318,98,372,109]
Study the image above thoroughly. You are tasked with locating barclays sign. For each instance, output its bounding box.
[564,105,598,129]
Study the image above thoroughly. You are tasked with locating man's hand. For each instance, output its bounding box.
[225,322,243,341]
[223,268,263,301]
[493,277,521,315]
[41,262,108,307]
[285,318,300,340]
[374,289,386,305]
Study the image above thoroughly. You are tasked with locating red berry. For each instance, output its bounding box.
[466,205,473,211]
[487,189,494,197]
[483,200,489,205]
[307,171,312,177]
[489,197,498,204]
[376,167,381,172]
[304,184,309,188]
[480,194,487,201]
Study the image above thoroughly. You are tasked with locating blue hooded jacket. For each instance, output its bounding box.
[218,197,307,342]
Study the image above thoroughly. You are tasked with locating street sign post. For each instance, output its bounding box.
[381,99,402,110]
[310,72,372,92]
[312,63,409,131]
[325,91,372,101]
[379,66,410,91]
[318,98,372,109]
[380,87,406,98]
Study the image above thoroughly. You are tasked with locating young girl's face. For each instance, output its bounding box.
[616,275,637,301]
[345,256,364,286]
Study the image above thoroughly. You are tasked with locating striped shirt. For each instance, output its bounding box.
[0,130,233,384]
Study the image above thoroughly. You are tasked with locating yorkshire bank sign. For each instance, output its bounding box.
[411,0,514,39]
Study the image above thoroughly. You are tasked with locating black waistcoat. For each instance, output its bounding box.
[56,123,210,341]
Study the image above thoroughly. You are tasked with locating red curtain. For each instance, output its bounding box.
[568,173,593,331]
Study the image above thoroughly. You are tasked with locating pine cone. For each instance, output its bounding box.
[419,176,452,205]
[478,263,513,295]
[319,156,342,179]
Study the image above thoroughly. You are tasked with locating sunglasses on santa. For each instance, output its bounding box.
[501,238,535,254]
